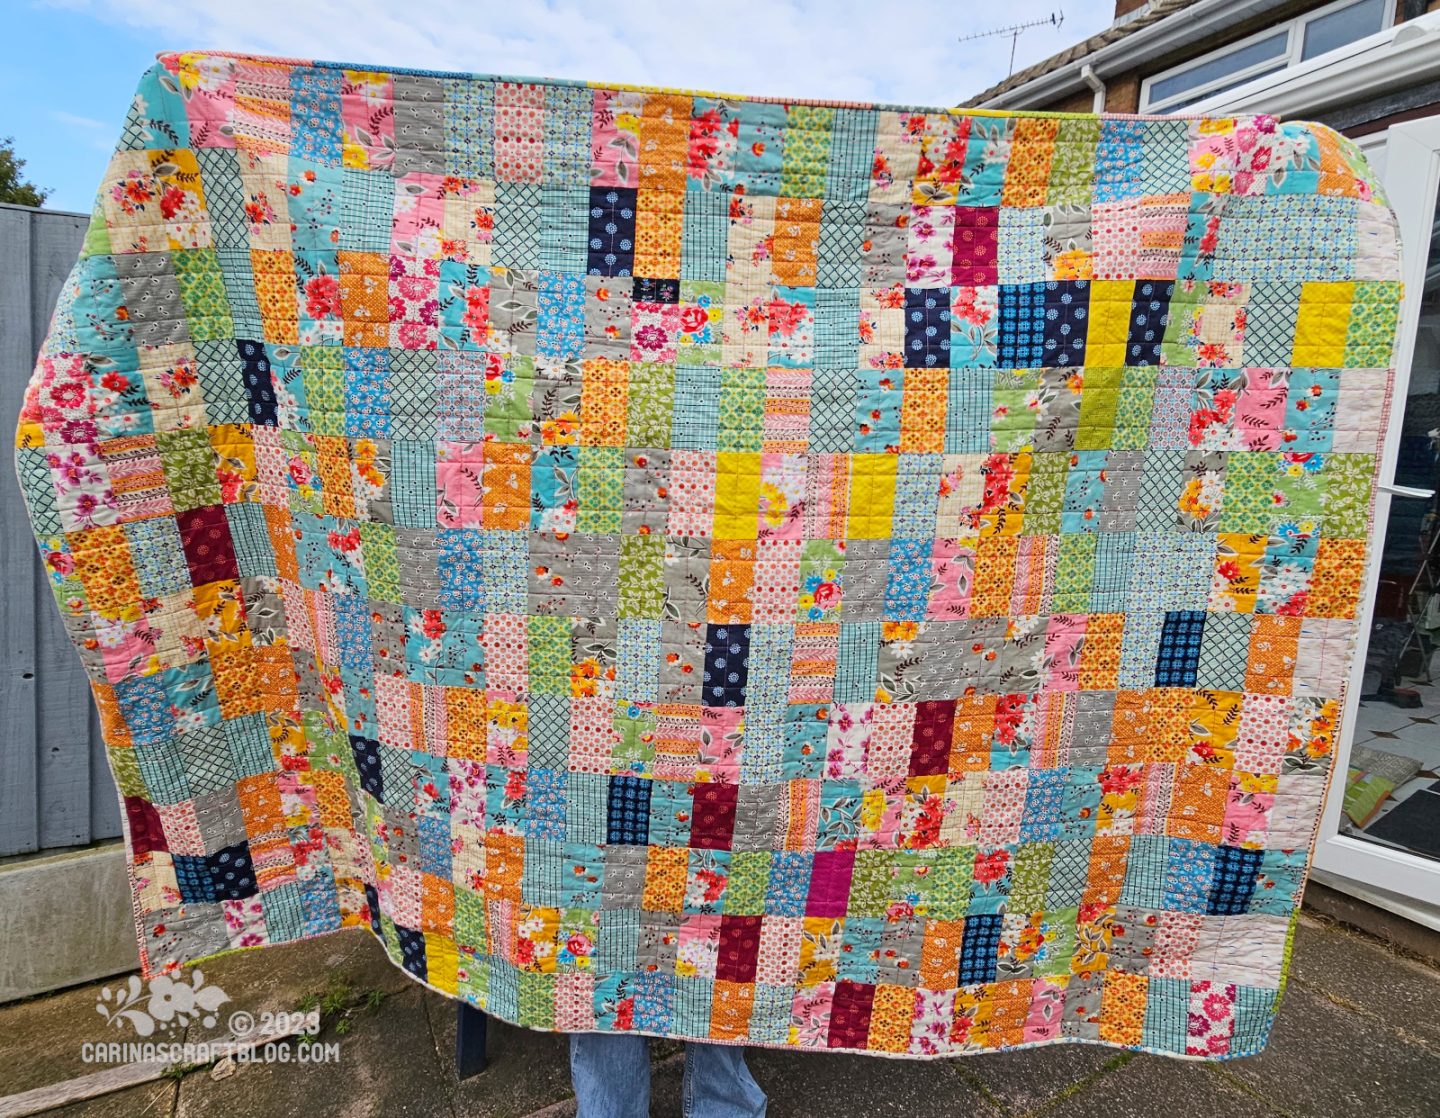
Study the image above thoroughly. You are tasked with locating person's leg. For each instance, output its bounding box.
[681,1042,767,1118]
[569,1032,652,1118]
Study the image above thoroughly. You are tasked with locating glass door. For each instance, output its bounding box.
[1316,116,1440,905]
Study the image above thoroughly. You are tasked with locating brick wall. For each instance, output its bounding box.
[1033,0,1420,113]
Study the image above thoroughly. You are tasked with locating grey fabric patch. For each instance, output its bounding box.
[391,74,446,176]
[115,251,189,347]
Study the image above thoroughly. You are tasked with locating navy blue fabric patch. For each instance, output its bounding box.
[238,338,277,426]
[350,734,385,800]
[1042,280,1089,368]
[1155,610,1206,687]
[904,287,951,368]
[1127,280,1173,366]
[607,775,653,845]
[1208,845,1264,915]
[633,277,679,303]
[702,623,751,707]
[588,186,636,277]
[397,924,428,979]
[207,841,257,900]
[958,913,1003,985]
[998,283,1046,368]
[365,883,383,936]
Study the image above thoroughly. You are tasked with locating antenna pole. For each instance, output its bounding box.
[958,8,1066,79]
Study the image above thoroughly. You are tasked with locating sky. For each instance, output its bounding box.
[4,0,1114,212]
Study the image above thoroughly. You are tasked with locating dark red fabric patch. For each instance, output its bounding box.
[909,698,956,776]
[689,782,738,850]
[125,795,167,859]
[178,505,239,585]
[827,980,876,1049]
[716,914,763,983]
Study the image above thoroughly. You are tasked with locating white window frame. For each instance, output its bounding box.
[1139,0,1394,113]
[1311,116,1440,918]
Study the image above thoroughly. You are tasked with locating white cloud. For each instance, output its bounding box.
[43,0,1113,107]
[49,109,120,152]
[50,110,108,130]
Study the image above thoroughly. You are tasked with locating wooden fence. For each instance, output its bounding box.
[0,202,121,856]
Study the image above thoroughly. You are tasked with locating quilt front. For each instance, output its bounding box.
[14,50,1404,1059]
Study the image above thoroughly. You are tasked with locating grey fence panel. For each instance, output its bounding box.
[0,202,120,857]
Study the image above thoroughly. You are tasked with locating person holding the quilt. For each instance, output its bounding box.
[570,1032,767,1117]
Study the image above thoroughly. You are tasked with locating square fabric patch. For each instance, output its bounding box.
[13,50,1403,1061]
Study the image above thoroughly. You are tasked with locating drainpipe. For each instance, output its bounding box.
[1080,62,1107,113]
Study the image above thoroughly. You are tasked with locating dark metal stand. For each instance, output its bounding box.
[455,1003,489,1078]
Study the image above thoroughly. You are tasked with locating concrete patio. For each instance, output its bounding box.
[3,907,1438,1118]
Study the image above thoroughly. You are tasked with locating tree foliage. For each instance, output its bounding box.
[0,136,50,208]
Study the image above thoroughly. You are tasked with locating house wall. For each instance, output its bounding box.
[1032,0,1436,114]
[1343,98,1440,136]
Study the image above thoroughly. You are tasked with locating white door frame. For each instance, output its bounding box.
[1313,115,1440,904]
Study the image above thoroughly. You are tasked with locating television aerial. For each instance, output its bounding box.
[959,10,1066,77]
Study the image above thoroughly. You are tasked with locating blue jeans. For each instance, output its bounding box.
[569,1032,767,1118]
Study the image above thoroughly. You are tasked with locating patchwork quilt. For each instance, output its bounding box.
[14,50,1404,1060]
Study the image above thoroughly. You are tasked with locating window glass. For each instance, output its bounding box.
[1347,186,1440,863]
[1147,31,1289,107]
[1159,62,1289,111]
[1301,0,1388,61]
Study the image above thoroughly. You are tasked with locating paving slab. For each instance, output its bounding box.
[174,986,451,1118]
[0,979,133,1094]
[183,928,413,1047]
[422,990,576,1118]
[646,1053,686,1116]
[0,929,413,1103]
[743,1047,995,1117]
[1303,883,1440,967]
[1288,917,1440,1052]
[1045,1056,1280,1118]
[487,1048,687,1118]
[1227,984,1440,1118]
[957,1043,1121,1115]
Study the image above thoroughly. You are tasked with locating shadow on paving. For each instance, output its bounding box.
[1,915,1438,1117]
